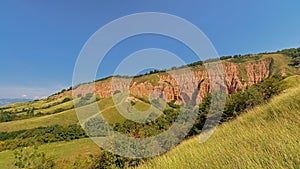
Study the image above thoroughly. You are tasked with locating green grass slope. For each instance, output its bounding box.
[0,109,78,132]
[137,82,300,169]
[261,54,299,76]
[0,138,99,169]
[0,96,164,132]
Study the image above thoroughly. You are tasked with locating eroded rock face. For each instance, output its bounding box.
[55,58,273,103]
[245,58,273,86]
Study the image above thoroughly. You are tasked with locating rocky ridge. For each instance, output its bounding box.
[54,58,273,104]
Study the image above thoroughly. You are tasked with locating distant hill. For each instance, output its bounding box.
[0,98,32,106]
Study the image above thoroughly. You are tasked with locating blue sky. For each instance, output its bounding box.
[0,0,300,99]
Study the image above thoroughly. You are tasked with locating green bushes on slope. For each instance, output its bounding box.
[0,124,87,152]
[14,146,56,169]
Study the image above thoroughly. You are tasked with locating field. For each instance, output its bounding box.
[0,91,169,132]
[0,109,78,132]
[0,138,99,169]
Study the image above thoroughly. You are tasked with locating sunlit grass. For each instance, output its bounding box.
[0,109,78,132]
[137,84,300,169]
[0,138,99,169]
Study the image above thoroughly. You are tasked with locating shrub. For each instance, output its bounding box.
[62,97,72,103]
[220,56,232,60]
[167,100,180,109]
[113,90,121,95]
[14,146,55,169]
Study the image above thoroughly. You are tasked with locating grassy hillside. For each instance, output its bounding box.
[0,109,78,132]
[261,54,299,76]
[0,96,162,132]
[0,51,299,168]
[0,138,99,169]
[0,52,298,128]
[136,79,300,169]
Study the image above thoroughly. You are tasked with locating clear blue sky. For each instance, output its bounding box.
[0,0,300,99]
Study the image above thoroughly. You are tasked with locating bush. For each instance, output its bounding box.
[167,100,180,109]
[113,90,121,95]
[188,61,203,67]
[62,97,72,103]
[57,150,142,169]
[84,117,110,137]
[0,111,16,122]
[220,56,232,60]
[14,146,55,169]
[136,97,150,104]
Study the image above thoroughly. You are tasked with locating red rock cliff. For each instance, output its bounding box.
[56,58,273,103]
